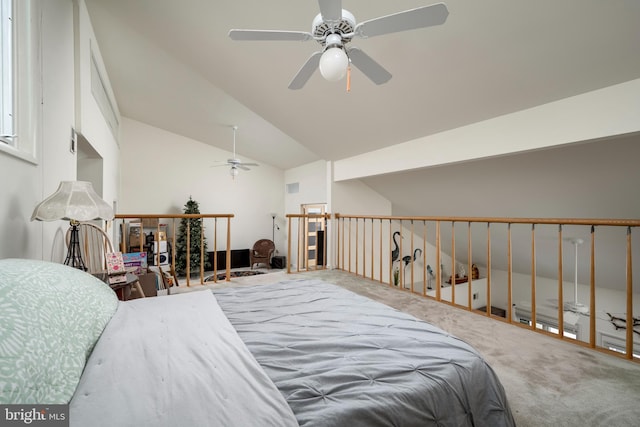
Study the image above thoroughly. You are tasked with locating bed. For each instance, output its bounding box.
[0,259,515,426]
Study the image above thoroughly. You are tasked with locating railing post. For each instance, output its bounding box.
[225,217,231,281]
[186,220,191,286]
[451,221,455,305]
[287,215,292,274]
[589,226,596,347]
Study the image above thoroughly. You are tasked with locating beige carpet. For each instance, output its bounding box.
[175,269,640,427]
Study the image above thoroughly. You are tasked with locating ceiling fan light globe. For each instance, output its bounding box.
[319,47,348,82]
[230,167,239,178]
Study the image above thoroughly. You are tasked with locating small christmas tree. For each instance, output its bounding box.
[175,196,211,275]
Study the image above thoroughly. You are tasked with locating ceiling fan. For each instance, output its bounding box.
[213,126,259,178]
[229,1,449,89]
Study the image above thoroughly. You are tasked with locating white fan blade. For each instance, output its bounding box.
[347,47,392,85]
[288,51,322,90]
[318,0,342,24]
[236,164,251,171]
[240,163,259,167]
[354,3,449,39]
[229,29,313,42]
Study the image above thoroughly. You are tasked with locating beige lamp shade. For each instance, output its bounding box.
[31,181,114,222]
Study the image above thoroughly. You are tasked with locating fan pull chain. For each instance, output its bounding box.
[346,65,351,93]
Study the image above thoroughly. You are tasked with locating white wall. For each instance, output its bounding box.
[0,0,120,262]
[119,118,284,252]
[74,0,120,208]
[282,160,328,267]
[284,160,328,214]
[1,0,74,261]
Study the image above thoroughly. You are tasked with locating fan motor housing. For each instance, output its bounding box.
[312,10,355,45]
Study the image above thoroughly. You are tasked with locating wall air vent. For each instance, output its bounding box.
[286,182,299,194]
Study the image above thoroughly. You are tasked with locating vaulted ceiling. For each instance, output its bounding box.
[85,0,640,169]
[84,1,640,290]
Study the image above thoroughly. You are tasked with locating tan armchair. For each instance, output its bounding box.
[250,239,275,269]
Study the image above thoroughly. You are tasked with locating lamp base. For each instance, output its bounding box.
[564,301,589,314]
[65,223,87,271]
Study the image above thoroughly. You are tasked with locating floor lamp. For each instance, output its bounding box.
[31,181,114,270]
[271,213,279,245]
[564,238,589,314]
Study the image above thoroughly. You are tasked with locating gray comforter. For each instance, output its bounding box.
[214,279,515,427]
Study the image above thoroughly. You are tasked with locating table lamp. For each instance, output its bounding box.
[31,181,114,270]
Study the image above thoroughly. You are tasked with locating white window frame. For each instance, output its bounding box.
[0,0,41,164]
[0,0,13,141]
[600,332,640,360]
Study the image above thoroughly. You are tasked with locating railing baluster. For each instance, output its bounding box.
[410,220,415,293]
[590,226,596,348]
[423,221,427,297]
[342,218,347,270]
[626,227,634,360]
[399,220,404,289]
[224,217,231,281]
[348,218,352,273]
[530,224,536,331]
[379,219,383,283]
[507,223,512,321]
[371,219,375,280]
[557,225,564,336]
[486,223,492,317]
[436,221,441,300]
[467,222,472,311]
[388,220,393,286]
[356,218,360,276]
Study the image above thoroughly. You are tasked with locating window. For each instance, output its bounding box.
[0,0,13,143]
[601,334,640,360]
[0,0,40,164]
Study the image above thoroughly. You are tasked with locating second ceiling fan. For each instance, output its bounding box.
[228,1,449,89]
[214,126,258,179]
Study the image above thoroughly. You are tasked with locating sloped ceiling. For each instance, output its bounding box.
[84,1,640,290]
[85,0,640,168]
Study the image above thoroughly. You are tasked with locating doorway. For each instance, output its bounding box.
[301,203,326,269]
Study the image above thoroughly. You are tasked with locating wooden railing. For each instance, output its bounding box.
[113,213,233,285]
[289,213,639,362]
